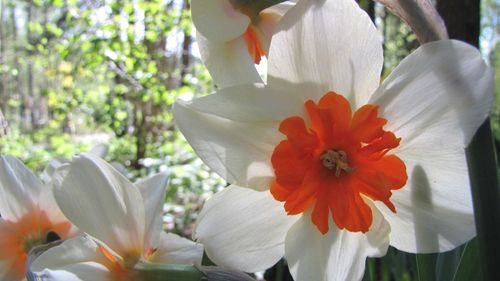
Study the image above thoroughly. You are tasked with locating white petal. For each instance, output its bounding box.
[151,232,203,265]
[41,157,69,184]
[197,32,262,88]
[173,84,304,190]
[263,1,296,17]
[268,0,383,108]
[33,268,109,281]
[285,203,390,281]
[368,40,492,253]
[88,144,109,158]
[38,164,79,235]
[36,164,77,235]
[0,155,42,220]
[54,154,145,256]
[375,146,475,253]
[30,236,110,281]
[135,173,169,252]
[257,2,295,54]
[191,0,249,42]
[194,185,298,272]
[370,39,493,147]
[110,162,129,177]
[255,12,280,55]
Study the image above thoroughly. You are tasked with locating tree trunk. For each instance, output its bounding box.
[26,0,36,130]
[132,100,147,169]
[0,108,7,136]
[357,0,375,21]
[10,0,23,126]
[0,0,6,115]
[180,0,192,86]
[436,0,479,47]
[437,1,500,281]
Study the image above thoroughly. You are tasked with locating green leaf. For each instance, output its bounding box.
[145,30,159,41]
[466,120,500,281]
[134,263,206,281]
[436,248,462,281]
[416,253,437,281]
[46,23,63,37]
[363,258,376,281]
[51,0,64,8]
[453,238,482,281]
[201,251,216,266]
[197,266,256,281]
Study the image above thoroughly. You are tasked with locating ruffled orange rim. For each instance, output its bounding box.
[271,92,407,234]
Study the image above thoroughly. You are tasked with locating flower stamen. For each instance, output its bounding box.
[320,149,355,177]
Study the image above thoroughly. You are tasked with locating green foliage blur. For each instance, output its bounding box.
[481,0,500,142]
[0,0,224,236]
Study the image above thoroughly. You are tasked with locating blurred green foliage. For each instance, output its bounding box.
[0,0,223,236]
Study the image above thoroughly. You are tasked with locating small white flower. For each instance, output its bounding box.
[192,0,294,88]
[30,154,203,280]
[0,155,78,281]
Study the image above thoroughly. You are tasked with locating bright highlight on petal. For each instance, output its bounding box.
[271,92,407,234]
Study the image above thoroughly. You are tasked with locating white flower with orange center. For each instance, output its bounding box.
[192,0,293,88]
[172,0,494,280]
[0,155,77,281]
[30,154,203,280]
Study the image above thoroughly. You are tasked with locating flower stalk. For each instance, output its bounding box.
[465,120,500,281]
[132,264,206,281]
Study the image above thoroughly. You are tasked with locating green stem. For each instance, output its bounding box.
[134,264,205,281]
[416,253,437,281]
[201,250,216,266]
[276,259,284,281]
[465,119,500,281]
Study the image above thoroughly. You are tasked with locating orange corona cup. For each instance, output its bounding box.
[271,92,407,234]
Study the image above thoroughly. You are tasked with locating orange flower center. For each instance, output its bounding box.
[270,92,408,234]
[242,25,266,64]
[0,206,72,280]
[99,242,158,280]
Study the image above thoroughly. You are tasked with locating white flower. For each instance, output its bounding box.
[172,0,493,280]
[192,0,294,88]
[30,153,203,280]
[0,155,78,281]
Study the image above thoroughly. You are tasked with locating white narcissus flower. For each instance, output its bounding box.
[173,0,494,280]
[192,0,294,88]
[0,155,78,281]
[30,153,203,280]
